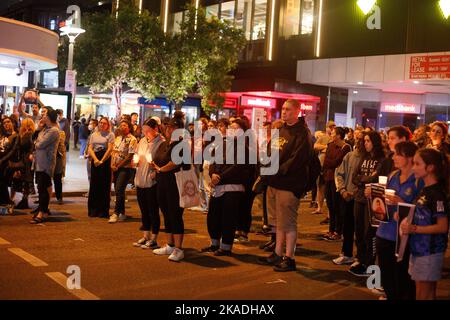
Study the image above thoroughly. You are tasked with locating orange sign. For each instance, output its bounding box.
[410,55,450,79]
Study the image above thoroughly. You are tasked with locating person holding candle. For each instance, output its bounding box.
[133,118,164,249]
[109,120,137,223]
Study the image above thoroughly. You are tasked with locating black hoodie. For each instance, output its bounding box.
[267,117,313,198]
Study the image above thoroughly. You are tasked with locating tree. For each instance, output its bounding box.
[133,6,246,115]
[73,5,163,118]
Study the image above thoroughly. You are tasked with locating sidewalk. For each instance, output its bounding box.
[63,147,89,194]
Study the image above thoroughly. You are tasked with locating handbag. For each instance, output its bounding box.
[175,166,201,208]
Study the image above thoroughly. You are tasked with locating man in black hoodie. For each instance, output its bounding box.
[258,99,313,272]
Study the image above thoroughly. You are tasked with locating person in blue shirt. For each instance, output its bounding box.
[377,141,423,300]
[401,148,449,300]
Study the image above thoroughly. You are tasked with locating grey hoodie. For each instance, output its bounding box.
[334,149,363,201]
[34,126,60,177]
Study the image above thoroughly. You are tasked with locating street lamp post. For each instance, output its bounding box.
[60,5,85,122]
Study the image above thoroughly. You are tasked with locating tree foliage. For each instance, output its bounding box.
[70,4,246,117]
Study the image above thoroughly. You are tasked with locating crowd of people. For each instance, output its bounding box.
[0,93,449,300]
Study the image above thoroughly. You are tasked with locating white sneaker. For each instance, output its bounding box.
[168,248,184,262]
[332,254,355,265]
[133,237,148,247]
[118,214,127,221]
[153,244,175,255]
[108,214,118,223]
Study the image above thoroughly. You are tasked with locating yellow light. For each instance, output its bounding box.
[440,0,450,18]
[139,0,142,14]
[357,0,376,15]
[268,0,276,61]
[315,0,323,57]
[163,0,169,33]
[115,0,120,18]
[195,0,200,31]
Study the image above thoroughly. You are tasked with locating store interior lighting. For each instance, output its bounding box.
[439,0,450,18]
[357,0,376,15]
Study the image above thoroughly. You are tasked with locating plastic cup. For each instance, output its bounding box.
[379,176,388,185]
[385,189,396,196]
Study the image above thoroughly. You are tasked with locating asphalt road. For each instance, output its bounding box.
[0,194,449,300]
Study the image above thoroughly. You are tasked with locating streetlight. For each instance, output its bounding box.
[60,5,85,121]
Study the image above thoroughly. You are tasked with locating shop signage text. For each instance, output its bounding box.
[410,55,450,79]
[300,103,314,111]
[381,103,420,114]
[241,96,277,109]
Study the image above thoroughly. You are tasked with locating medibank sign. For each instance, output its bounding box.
[241,96,277,109]
[381,103,420,114]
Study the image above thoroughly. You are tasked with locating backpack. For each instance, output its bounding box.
[304,148,321,193]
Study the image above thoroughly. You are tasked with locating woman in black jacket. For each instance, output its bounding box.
[201,120,251,256]
[151,111,190,262]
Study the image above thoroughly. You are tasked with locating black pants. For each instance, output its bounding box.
[53,173,63,200]
[136,186,160,234]
[36,172,51,214]
[88,152,111,218]
[311,184,317,202]
[325,180,343,234]
[157,173,184,234]
[376,237,415,300]
[0,167,11,205]
[113,168,132,215]
[208,192,243,246]
[340,199,355,257]
[354,201,369,265]
[237,184,256,234]
[262,187,268,226]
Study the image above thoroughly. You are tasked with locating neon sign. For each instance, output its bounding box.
[241,96,277,109]
[381,103,420,114]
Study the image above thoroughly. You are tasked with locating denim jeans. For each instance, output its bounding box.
[114,168,132,215]
[79,139,87,156]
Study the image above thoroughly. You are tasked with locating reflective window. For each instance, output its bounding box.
[236,0,253,40]
[220,1,235,23]
[283,0,301,37]
[169,11,184,33]
[252,0,267,40]
[300,0,314,34]
[206,4,220,19]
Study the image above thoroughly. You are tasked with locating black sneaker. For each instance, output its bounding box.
[264,241,276,252]
[214,248,232,256]
[257,252,282,266]
[200,245,219,253]
[348,262,369,277]
[259,239,275,250]
[273,256,296,272]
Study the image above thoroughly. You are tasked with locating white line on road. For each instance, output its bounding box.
[45,272,100,300]
[8,248,48,267]
[0,237,11,245]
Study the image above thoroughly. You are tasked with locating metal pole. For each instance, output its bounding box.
[68,38,74,71]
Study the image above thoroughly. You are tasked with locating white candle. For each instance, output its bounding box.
[145,153,153,163]
[133,154,140,164]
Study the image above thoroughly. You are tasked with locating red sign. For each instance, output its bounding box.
[381,103,420,114]
[410,55,450,79]
[241,96,277,109]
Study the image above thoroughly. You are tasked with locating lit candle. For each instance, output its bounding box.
[145,153,153,163]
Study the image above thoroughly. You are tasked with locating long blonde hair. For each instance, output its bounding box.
[19,118,35,138]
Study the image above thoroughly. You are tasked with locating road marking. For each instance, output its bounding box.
[8,248,48,267]
[45,272,100,300]
[0,237,11,245]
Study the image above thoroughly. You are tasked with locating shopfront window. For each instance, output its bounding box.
[300,0,314,34]
[220,1,236,23]
[236,0,253,40]
[169,11,184,34]
[206,4,220,19]
[252,0,267,40]
[425,105,449,123]
[283,0,301,37]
